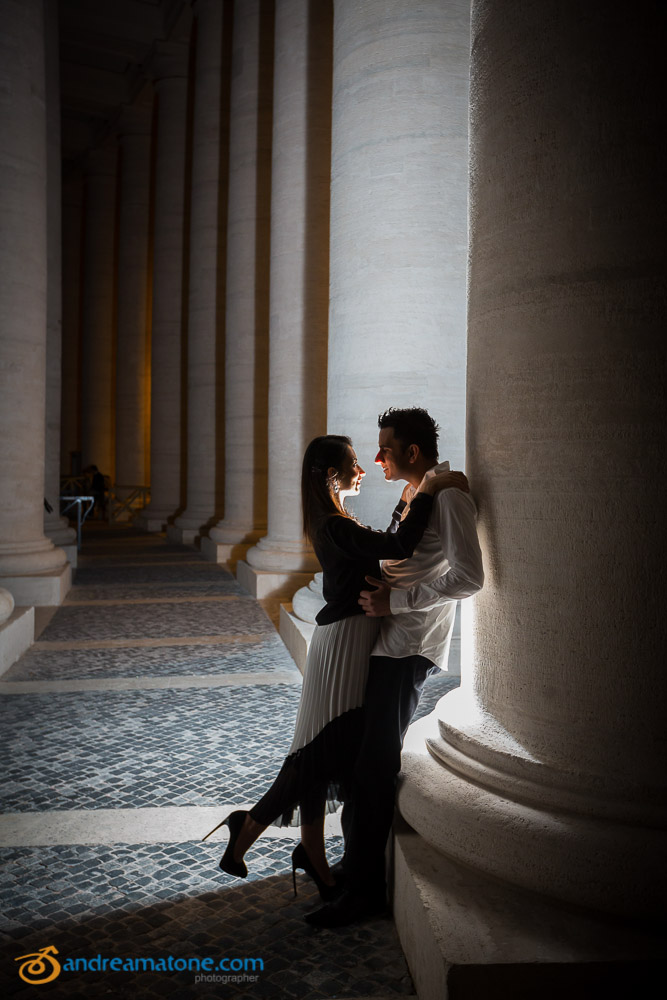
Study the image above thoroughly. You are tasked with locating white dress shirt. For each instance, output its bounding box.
[372,461,484,668]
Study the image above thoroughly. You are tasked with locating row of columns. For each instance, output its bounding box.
[0,0,70,608]
[139,42,190,531]
[170,0,230,543]
[1,0,663,972]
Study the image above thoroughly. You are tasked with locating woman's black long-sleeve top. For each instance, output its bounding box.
[312,492,433,626]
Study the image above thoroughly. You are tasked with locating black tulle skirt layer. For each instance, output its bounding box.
[249,706,364,826]
[248,614,381,828]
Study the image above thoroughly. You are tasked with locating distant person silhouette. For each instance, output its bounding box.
[88,466,107,520]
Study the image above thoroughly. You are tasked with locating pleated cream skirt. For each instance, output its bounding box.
[289,613,381,755]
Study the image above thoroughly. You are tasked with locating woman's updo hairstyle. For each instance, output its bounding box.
[301,435,352,542]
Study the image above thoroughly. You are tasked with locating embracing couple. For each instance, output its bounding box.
[203,407,484,928]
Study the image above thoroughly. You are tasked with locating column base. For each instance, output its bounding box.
[279,604,315,675]
[200,536,255,572]
[0,564,72,607]
[291,572,324,623]
[236,561,314,601]
[59,543,78,569]
[246,536,320,574]
[44,519,77,549]
[0,607,34,676]
[136,513,171,533]
[393,817,662,1000]
[166,524,200,546]
[398,708,666,918]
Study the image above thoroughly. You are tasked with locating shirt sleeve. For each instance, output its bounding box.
[389,490,484,613]
[326,493,433,560]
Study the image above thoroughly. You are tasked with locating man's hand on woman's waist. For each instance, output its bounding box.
[358,575,392,617]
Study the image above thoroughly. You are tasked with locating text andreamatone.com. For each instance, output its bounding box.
[59,955,264,973]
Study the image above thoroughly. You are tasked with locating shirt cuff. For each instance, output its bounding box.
[389,587,410,615]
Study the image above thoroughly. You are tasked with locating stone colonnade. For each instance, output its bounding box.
[1,0,664,983]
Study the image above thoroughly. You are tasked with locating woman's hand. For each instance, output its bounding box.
[419,470,469,496]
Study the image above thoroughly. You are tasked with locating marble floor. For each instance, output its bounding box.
[0,524,460,999]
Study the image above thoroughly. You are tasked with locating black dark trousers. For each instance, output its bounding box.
[341,653,435,898]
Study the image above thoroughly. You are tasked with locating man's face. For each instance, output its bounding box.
[375,427,411,482]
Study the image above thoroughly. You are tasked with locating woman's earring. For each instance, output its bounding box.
[327,475,339,495]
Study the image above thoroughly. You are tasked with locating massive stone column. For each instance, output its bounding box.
[0,584,33,676]
[203,0,273,566]
[240,0,332,604]
[326,0,469,528]
[169,0,231,545]
[285,0,469,660]
[80,143,118,479]
[137,43,190,532]
[60,172,84,476]
[115,96,153,498]
[43,0,77,562]
[0,0,69,607]
[396,1,665,991]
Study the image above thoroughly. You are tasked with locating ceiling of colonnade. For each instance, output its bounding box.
[58,0,190,166]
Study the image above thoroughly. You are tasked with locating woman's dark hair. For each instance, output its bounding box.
[301,435,352,542]
[378,406,440,461]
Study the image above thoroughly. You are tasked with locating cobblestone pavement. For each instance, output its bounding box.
[1,525,459,999]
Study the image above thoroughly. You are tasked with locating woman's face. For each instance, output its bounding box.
[337,446,365,498]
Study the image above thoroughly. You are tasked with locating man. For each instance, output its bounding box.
[306,407,484,928]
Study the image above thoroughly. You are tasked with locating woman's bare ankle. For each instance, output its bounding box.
[233,814,265,862]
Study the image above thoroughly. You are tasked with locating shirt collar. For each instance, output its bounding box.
[406,461,450,501]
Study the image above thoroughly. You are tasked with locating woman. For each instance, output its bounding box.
[203,435,466,899]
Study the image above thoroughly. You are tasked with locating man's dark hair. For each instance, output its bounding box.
[378,407,440,461]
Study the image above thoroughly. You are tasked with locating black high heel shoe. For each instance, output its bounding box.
[202,810,249,879]
[291,842,340,902]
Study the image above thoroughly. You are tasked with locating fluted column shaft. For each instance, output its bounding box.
[81,144,118,478]
[327,0,469,526]
[43,0,76,549]
[171,0,231,542]
[399,0,666,919]
[245,0,332,574]
[207,0,273,549]
[138,44,190,531]
[0,0,67,593]
[115,100,153,490]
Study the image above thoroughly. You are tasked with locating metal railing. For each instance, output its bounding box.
[59,496,95,551]
[107,485,151,523]
[60,478,150,531]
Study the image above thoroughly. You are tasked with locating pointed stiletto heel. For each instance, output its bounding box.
[291,842,340,902]
[201,816,228,842]
[203,810,249,879]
